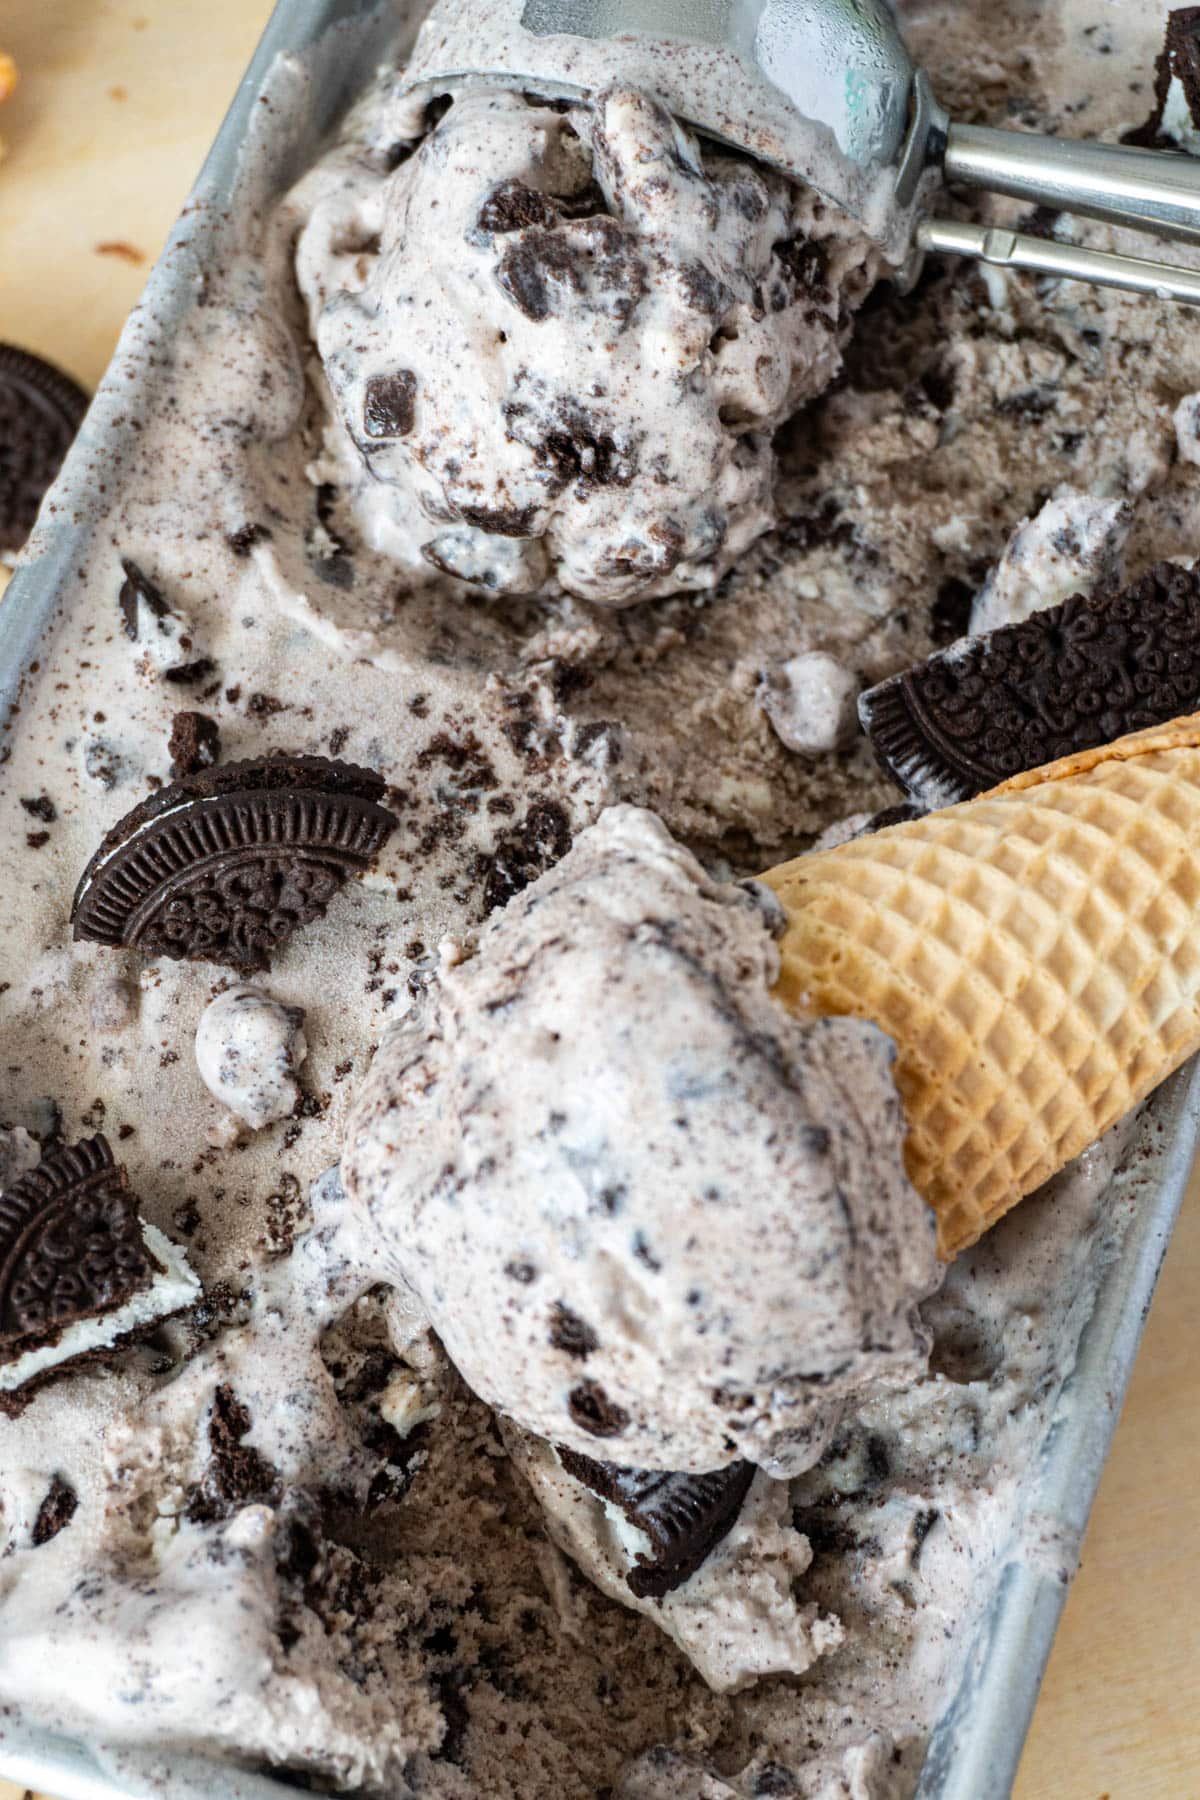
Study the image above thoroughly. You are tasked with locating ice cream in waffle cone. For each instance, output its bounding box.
[762,711,1200,1259]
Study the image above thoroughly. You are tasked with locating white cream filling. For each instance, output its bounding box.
[1,1223,200,1393]
[1163,74,1200,153]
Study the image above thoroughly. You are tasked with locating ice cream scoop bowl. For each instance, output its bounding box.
[403,0,1200,302]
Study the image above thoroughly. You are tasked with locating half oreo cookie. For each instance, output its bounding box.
[860,561,1200,806]
[0,344,89,555]
[0,1135,199,1413]
[71,754,398,974]
[557,1446,755,1598]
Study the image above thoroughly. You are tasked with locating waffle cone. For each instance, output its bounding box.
[763,712,1200,1258]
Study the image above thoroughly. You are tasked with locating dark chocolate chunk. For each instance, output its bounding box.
[362,371,417,440]
[557,1446,755,1597]
[19,794,56,823]
[860,562,1200,804]
[0,344,89,555]
[168,710,220,778]
[32,1474,78,1545]
[71,754,399,974]
[0,1135,156,1361]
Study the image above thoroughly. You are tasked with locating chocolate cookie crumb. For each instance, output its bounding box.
[567,1379,630,1439]
[163,657,218,687]
[32,1474,78,1546]
[549,1302,598,1359]
[228,522,272,558]
[477,178,561,235]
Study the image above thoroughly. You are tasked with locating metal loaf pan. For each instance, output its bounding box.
[1,1,1197,1794]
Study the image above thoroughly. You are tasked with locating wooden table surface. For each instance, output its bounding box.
[0,4,1197,1796]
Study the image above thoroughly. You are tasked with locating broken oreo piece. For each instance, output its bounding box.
[1166,8,1200,126]
[184,1384,281,1524]
[0,1135,199,1412]
[71,754,399,974]
[477,178,561,236]
[865,802,926,833]
[1125,8,1200,146]
[0,344,89,555]
[168,710,220,779]
[118,557,170,639]
[860,562,1200,806]
[557,1446,755,1598]
[32,1473,79,1545]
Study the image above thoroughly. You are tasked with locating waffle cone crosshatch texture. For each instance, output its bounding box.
[1,1,1200,1798]
[766,713,1200,1256]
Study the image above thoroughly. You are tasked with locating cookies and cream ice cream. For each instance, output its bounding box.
[297,82,880,604]
[343,805,939,1475]
[1,0,1199,1795]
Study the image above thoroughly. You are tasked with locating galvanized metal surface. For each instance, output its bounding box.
[1,1,1196,1794]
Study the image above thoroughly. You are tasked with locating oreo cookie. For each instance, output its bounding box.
[72,754,398,974]
[0,344,89,554]
[557,1446,755,1598]
[0,1135,198,1412]
[1,1136,154,1356]
[860,562,1200,806]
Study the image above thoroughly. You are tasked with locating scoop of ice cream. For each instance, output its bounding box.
[195,985,308,1130]
[343,806,938,1476]
[302,84,879,606]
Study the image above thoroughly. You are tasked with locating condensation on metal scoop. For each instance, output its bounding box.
[401,0,1200,304]
[527,0,914,174]
[398,0,932,259]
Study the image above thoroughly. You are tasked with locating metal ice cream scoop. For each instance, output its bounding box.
[401,0,1200,304]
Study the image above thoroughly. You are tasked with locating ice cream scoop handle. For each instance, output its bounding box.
[918,217,1200,307]
[943,124,1200,247]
